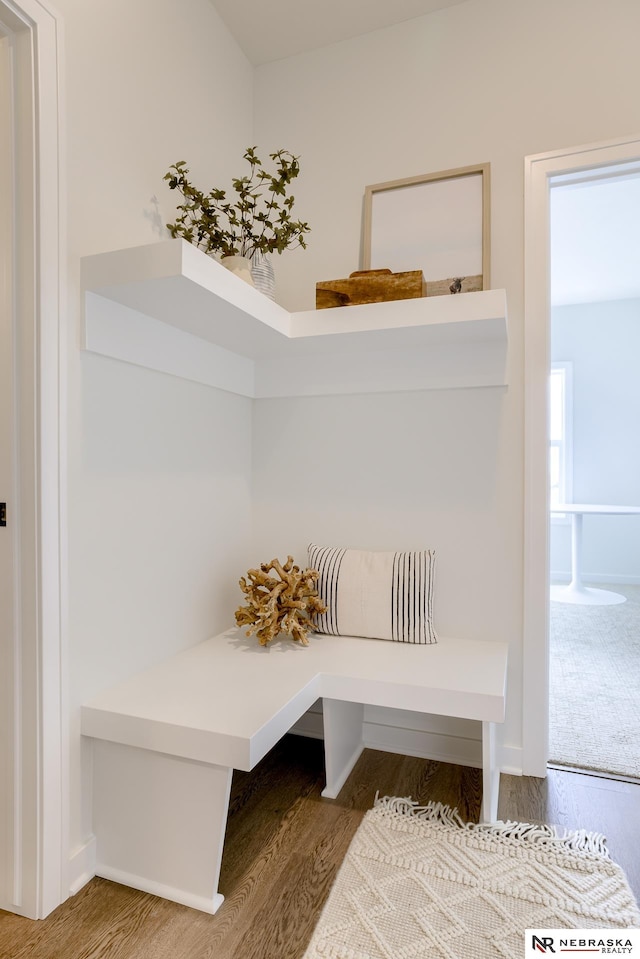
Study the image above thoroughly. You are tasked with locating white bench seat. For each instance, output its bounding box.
[81,628,508,915]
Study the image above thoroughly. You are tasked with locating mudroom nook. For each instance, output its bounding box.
[79,238,510,912]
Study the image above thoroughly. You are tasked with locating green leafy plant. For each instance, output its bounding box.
[164,146,311,259]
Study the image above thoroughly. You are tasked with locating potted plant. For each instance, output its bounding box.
[164,146,310,298]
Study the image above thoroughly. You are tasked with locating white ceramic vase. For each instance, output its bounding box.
[220,255,254,287]
[250,252,276,300]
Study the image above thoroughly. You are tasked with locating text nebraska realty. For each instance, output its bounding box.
[556,939,632,954]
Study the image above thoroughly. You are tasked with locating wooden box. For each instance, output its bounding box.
[316,268,426,309]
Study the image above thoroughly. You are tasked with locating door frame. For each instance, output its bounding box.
[522,133,640,778]
[1,0,66,919]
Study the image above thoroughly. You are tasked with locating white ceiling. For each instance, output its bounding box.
[210,0,468,65]
[551,168,640,306]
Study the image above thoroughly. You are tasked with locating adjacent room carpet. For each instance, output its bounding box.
[549,583,640,779]
[303,797,640,959]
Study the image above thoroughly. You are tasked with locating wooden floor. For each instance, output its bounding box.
[2,735,639,959]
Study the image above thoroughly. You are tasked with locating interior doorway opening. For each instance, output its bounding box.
[523,134,640,782]
[547,166,640,781]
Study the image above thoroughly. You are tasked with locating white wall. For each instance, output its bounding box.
[254,0,640,315]
[56,0,256,882]
[252,0,640,766]
[59,0,640,892]
[550,298,640,582]
[252,390,510,639]
[252,389,517,767]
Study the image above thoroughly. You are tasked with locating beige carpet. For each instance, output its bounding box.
[549,583,640,779]
[303,797,640,959]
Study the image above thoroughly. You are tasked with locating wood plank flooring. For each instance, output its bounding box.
[1,735,639,959]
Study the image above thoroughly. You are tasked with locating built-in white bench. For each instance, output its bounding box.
[81,628,508,915]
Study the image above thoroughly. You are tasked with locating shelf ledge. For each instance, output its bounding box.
[81,239,508,398]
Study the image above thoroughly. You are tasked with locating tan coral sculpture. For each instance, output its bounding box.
[235,556,327,646]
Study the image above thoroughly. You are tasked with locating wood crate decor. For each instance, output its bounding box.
[316,268,426,309]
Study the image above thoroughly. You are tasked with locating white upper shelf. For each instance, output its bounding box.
[81,239,508,398]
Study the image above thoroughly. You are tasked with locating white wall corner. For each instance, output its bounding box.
[290,708,324,740]
[68,836,96,897]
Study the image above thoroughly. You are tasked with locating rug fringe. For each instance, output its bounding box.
[373,794,610,858]
[373,793,465,827]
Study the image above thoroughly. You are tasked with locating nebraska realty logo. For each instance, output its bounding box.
[527,929,640,955]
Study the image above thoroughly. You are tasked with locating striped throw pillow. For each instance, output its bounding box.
[308,544,437,644]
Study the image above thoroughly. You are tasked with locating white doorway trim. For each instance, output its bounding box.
[523,134,640,778]
[1,0,66,919]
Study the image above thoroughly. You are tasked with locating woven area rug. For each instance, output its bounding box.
[303,797,640,959]
[549,583,640,778]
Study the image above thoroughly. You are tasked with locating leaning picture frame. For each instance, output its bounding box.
[362,163,490,295]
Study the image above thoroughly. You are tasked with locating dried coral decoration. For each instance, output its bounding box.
[235,556,327,646]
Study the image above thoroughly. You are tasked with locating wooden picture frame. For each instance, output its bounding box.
[362,164,491,295]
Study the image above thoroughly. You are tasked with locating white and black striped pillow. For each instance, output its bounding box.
[308,544,437,645]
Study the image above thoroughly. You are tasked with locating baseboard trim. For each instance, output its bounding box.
[364,721,482,768]
[500,744,523,776]
[321,743,365,799]
[95,863,223,914]
[292,716,522,777]
[69,835,97,896]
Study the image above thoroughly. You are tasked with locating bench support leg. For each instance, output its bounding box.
[92,740,233,914]
[321,699,365,799]
[481,721,500,823]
